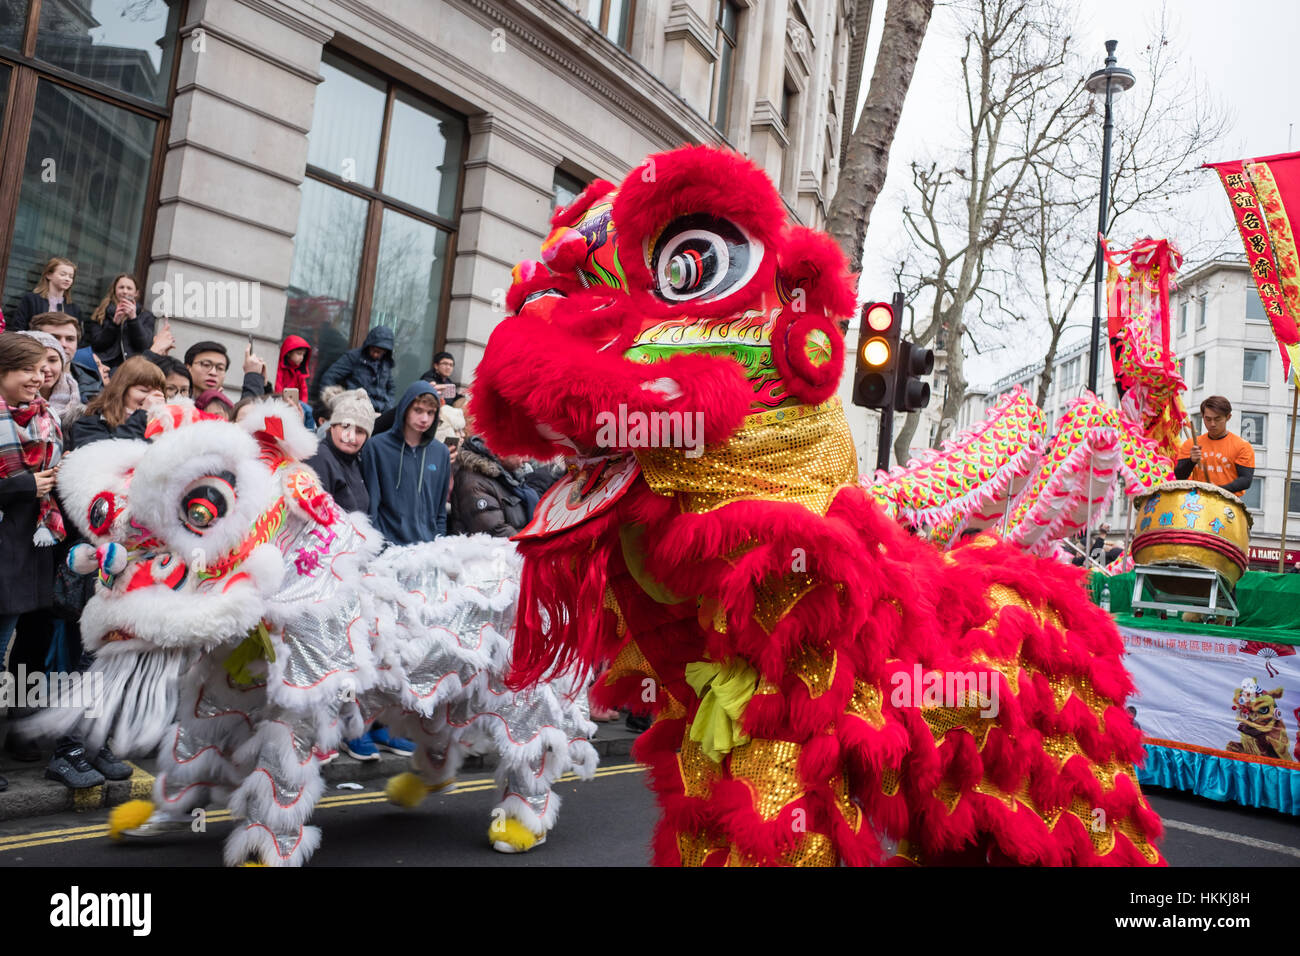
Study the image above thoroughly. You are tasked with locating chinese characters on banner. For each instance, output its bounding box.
[1205,153,1300,384]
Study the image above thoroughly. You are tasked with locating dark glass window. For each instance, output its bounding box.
[582,0,634,49]
[4,79,157,312]
[0,0,177,322]
[713,0,739,132]
[285,51,466,398]
[35,0,179,105]
[553,168,585,211]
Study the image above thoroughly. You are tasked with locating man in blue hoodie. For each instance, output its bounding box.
[360,381,449,544]
[319,325,396,413]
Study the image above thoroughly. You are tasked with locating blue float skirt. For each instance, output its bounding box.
[1138,741,1300,816]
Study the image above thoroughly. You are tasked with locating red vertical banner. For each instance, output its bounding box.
[1206,153,1300,383]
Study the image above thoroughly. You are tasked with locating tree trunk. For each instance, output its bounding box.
[826,0,935,272]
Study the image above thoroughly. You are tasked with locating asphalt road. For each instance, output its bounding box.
[0,765,1295,868]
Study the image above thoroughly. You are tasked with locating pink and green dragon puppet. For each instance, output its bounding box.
[471,145,1165,866]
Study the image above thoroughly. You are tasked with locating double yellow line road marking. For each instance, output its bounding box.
[0,762,646,853]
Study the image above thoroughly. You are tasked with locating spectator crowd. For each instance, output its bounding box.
[0,254,569,790]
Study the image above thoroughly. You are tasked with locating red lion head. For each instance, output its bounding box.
[471,145,858,464]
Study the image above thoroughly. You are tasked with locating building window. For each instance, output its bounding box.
[1290,479,1300,515]
[1243,349,1270,383]
[1243,477,1262,511]
[1176,357,1186,380]
[1196,294,1208,329]
[0,0,181,317]
[1239,412,1266,447]
[1193,352,1205,387]
[712,0,740,133]
[285,50,466,398]
[1245,287,1268,322]
[583,0,634,49]
[553,168,586,212]
[781,76,796,129]
[1178,301,1187,336]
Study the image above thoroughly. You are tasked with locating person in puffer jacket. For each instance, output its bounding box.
[319,325,395,413]
[448,434,529,537]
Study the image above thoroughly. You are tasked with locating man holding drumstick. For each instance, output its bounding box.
[1174,396,1256,498]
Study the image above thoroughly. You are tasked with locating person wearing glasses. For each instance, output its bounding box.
[154,356,192,400]
[183,340,267,401]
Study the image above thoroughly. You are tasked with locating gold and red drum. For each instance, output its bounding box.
[1132,480,1253,585]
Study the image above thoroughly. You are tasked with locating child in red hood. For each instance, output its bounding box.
[275,334,312,397]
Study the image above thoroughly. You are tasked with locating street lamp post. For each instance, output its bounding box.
[1085,39,1135,396]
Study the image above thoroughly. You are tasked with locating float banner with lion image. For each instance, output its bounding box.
[1120,625,1299,815]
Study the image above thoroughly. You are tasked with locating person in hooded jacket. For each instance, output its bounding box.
[275,334,312,397]
[360,381,449,544]
[449,434,529,537]
[319,326,396,414]
[305,389,374,514]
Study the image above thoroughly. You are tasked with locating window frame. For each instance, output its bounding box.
[1193,351,1206,387]
[1245,287,1269,323]
[0,0,185,301]
[295,48,468,356]
[584,0,636,49]
[1242,348,1271,384]
[1289,478,1300,516]
[1178,300,1187,336]
[1243,476,1262,512]
[1196,293,1208,329]
[1239,411,1267,449]
[711,0,740,134]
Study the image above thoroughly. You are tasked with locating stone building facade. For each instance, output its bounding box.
[0,0,857,394]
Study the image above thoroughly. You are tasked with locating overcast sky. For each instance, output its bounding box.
[855,0,1300,389]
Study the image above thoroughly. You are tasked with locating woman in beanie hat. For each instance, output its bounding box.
[305,388,375,514]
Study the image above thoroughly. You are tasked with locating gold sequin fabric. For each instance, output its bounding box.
[792,645,837,699]
[753,572,818,634]
[728,738,805,821]
[678,736,722,798]
[636,398,858,515]
[846,680,886,729]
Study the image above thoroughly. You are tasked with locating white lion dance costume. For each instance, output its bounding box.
[43,402,596,866]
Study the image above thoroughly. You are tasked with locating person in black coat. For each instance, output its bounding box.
[319,326,396,413]
[83,274,157,371]
[8,256,83,332]
[70,356,165,450]
[304,389,375,514]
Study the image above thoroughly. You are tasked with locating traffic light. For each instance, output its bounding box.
[894,339,934,412]
[853,300,900,409]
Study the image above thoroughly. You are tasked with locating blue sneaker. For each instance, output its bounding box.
[341,732,380,761]
[370,726,415,757]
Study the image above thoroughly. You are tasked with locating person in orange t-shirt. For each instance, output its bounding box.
[1174,395,1255,497]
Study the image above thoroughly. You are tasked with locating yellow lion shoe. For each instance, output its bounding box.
[489,816,546,854]
[385,772,456,807]
[108,800,157,840]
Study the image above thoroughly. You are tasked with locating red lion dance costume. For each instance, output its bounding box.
[474,146,1164,866]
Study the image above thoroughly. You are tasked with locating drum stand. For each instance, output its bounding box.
[1130,564,1239,623]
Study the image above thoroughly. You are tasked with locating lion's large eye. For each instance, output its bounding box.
[180,472,236,534]
[87,491,118,535]
[649,214,762,303]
